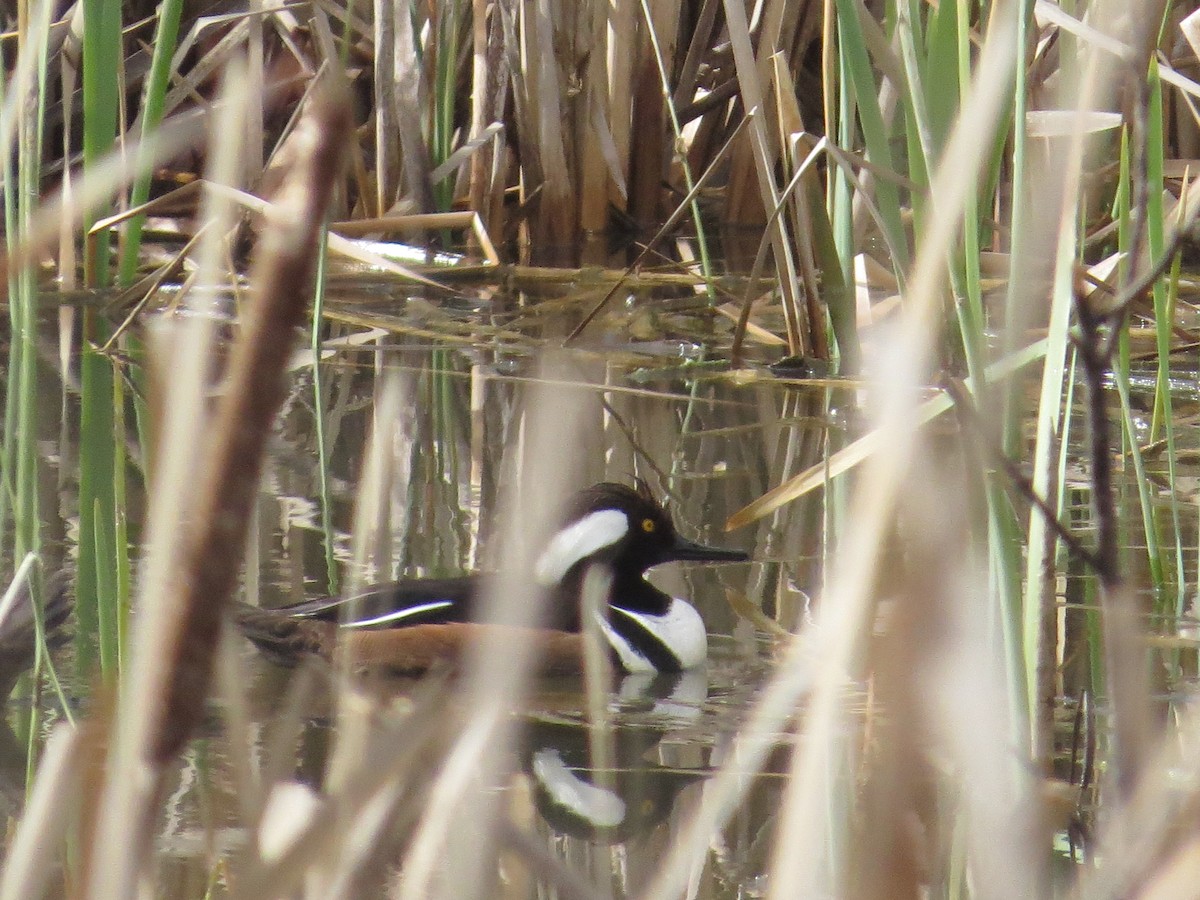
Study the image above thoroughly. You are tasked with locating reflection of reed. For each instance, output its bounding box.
[0,718,35,835]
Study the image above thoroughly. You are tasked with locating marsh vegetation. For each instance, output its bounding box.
[2,0,1200,897]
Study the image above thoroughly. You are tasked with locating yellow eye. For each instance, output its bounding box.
[641,518,656,533]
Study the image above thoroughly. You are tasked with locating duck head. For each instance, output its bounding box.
[535,481,748,587]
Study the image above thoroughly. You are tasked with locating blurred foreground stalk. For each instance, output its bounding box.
[84,80,350,899]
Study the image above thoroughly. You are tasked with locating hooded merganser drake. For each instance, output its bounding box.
[236,482,748,676]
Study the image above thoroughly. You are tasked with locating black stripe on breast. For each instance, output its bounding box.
[607,607,683,673]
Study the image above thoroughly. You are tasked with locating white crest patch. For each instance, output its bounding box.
[531,748,626,827]
[534,509,629,586]
[341,599,454,629]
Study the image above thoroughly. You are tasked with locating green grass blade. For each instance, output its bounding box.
[831,0,910,272]
[117,0,186,285]
[1143,60,1183,601]
[78,0,125,677]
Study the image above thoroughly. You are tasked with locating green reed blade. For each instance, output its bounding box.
[831,0,910,273]
[117,0,185,285]
[1001,0,1035,459]
[82,0,121,280]
[311,227,340,596]
[432,0,461,211]
[830,40,855,286]
[1114,127,1164,590]
[93,498,119,673]
[78,0,125,676]
[1,1,54,579]
[1020,203,1076,746]
[640,0,715,294]
[1143,60,1184,601]
[0,45,14,558]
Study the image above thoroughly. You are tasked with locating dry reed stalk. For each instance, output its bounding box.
[676,0,729,179]
[723,0,791,225]
[760,15,1027,893]
[1019,0,1173,797]
[238,679,452,897]
[330,211,501,264]
[494,0,540,244]
[721,0,803,354]
[723,338,1049,530]
[565,115,752,341]
[372,0,399,212]
[724,3,811,226]
[727,133,828,364]
[212,621,264,830]
[1077,682,1200,896]
[0,725,84,900]
[578,565,617,814]
[528,0,574,243]
[481,9,511,234]
[161,16,253,122]
[579,0,611,234]
[468,0,488,181]
[390,0,436,214]
[244,369,410,893]
[292,370,421,894]
[606,0,637,215]
[771,56,828,359]
[496,819,604,900]
[0,109,204,293]
[899,463,1042,897]
[626,0,672,225]
[672,0,719,109]
[246,0,265,186]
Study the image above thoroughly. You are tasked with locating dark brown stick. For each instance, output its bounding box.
[1070,48,1165,799]
[148,86,350,764]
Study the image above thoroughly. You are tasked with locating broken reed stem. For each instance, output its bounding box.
[148,86,350,764]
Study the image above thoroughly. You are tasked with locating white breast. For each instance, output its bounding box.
[597,598,708,672]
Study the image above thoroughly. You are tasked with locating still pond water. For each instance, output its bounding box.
[6,263,1192,896]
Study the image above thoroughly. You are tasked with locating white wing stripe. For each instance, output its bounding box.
[341,600,455,629]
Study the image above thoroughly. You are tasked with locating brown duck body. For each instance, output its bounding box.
[235,608,587,676]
